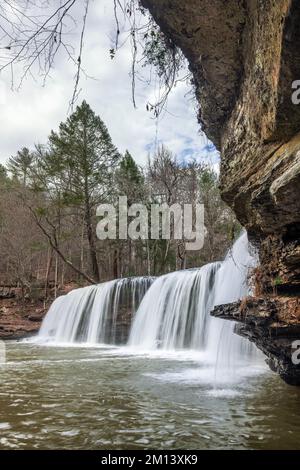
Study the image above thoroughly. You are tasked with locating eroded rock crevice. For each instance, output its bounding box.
[142,0,300,383]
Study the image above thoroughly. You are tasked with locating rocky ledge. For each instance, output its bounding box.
[212,297,300,385]
[0,296,49,340]
[0,284,80,340]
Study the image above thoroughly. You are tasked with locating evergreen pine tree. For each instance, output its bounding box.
[46,100,121,282]
[116,150,145,204]
[7,147,34,185]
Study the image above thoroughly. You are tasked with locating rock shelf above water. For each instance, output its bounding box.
[211,297,300,385]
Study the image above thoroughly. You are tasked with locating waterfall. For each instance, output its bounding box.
[38,277,154,345]
[37,232,261,369]
[128,232,260,365]
[128,263,221,350]
[206,231,259,368]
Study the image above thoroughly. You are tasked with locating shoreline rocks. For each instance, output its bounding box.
[0,297,49,340]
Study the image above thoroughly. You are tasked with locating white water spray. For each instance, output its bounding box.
[128,232,261,367]
[37,232,262,371]
[38,277,153,344]
[128,263,221,350]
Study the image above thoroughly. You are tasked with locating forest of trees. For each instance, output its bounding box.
[0,101,239,300]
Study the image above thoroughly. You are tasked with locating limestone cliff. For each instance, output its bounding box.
[141,0,300,383]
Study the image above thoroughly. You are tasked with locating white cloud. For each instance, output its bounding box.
[0,0,219,167]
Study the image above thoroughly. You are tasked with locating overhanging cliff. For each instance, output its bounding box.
[141,0,300,383]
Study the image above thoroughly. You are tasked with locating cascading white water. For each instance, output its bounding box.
[37,232,262,371]
[38,277,154,345]
[128,263,221,350]
[206,231,259,368]
[128,232,261,366]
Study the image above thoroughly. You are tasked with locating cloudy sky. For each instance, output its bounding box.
[0,0,219,169]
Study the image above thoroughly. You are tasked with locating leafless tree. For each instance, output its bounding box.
[0,0,90,108]
[0,0,189,113]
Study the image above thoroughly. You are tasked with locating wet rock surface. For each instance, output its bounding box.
[212,297,300,385]
[0,286,59,340]
[0,298,47,340]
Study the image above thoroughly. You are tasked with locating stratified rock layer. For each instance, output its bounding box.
[212,297,300,385]
[142,0,300,383]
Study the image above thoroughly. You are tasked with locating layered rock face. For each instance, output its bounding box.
[212,297,300,385]
[142,0,300,383]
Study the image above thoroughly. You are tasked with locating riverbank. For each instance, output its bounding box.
[0,284,81,340]
[0,297,48,340]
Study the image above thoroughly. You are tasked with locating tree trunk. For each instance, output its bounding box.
[84,200,100,283]
[113,248,119,279]
[82,122,100,283]
[27,205,96,285]
[44,246,52,303]
[54,252,58,299]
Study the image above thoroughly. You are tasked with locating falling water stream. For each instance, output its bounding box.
[1,233,300,449]
[38,277,154,345]
[38,232,257,365]
[128,232,261,376]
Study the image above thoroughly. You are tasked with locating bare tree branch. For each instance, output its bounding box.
[69,0,89,110]
[26,202,96,285]
[0,1,190,117]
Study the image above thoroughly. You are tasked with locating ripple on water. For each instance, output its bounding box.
[206,389,242,398]
[0,423,11,430]
[1,342,300,450]
[59,430,80,437]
